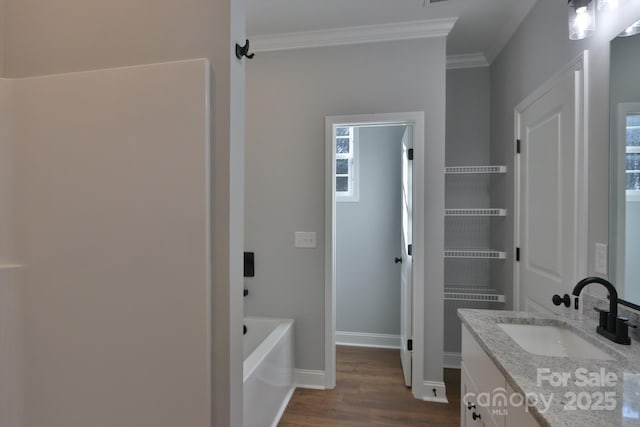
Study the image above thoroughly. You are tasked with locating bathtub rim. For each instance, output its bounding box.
[243,316,294,383]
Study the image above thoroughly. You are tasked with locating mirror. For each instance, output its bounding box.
[610,23,640,309]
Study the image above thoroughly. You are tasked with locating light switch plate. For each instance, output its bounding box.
[595,243,608,275]
[295,232,316,248]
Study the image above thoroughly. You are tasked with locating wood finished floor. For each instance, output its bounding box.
[278,346,461,427]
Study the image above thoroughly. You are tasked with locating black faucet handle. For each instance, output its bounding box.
[615,317,635,345]
[594,307,610,329]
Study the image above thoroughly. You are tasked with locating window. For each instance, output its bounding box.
[626,114,640,201]
[335,126,359,202]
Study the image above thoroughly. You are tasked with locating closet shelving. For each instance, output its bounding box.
[444,249,506,259]
[445,208,506,217]
[445,165,507,174]
[443,287,506,303]
[444,165,507,303]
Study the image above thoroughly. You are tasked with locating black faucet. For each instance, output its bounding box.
[572,277,636,345]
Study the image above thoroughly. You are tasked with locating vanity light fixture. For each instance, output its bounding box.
[568,0,596,40]
[619,19,640,37]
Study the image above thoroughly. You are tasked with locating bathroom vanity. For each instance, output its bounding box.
[459,309,640,427]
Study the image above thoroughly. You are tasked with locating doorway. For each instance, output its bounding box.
[324,112,425,396]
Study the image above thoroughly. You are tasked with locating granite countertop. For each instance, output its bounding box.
[458,309,640,427]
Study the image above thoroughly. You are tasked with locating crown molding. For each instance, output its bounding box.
[251,18,458,53]
[446,53,489,69]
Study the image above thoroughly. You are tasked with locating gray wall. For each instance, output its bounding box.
[446,67,491,167]
[336,125,405,335]
[245,37,447,384]
[610,34,640,105]
[489,0,640,307]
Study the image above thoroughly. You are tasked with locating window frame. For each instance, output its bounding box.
[335,126,360,202]
[625,115,640,202]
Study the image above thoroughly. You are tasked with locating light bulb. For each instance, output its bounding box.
[568,0,596,40]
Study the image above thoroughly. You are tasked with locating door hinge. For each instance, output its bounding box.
[408,244,413,256]
[407,148,414,160]
[516,247,520,262]
[407,339,413,351]
[516,139,521,154]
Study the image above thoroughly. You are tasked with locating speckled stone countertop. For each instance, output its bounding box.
[458,309,640,427]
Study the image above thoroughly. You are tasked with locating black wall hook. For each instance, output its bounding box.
[235,39,255,60]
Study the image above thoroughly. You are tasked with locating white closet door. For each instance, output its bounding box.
[400,126,413,387]
[517,69,580,313]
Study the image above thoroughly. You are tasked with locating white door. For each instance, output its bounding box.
[517,69,581,313]
[400,126,413,386]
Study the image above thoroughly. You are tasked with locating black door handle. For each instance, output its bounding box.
[394,257,402,264]
[552,294,571,307]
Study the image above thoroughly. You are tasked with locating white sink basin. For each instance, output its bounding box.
[498,323,614,360]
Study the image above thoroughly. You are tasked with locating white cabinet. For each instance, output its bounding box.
[461,325,539,427]
[461,363,488,427]
[504,383,540,427]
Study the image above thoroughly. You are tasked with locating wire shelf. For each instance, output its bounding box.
[445,165,507,174]
[444,289,506,303]
[445,208,506,217]
[445,249,506,259]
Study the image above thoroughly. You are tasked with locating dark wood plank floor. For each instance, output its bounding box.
[278,346,461,426]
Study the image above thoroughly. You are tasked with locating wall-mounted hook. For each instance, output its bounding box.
[235,39,255,60]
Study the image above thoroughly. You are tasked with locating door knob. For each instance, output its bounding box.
[552,294,571,307]
[394,257,402,264]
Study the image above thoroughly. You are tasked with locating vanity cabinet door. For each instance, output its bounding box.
[461,326,506,427]
[461,363,486,427]
[505,383,539,427]
[461,325,540,427]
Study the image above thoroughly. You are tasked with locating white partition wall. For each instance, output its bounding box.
[0,78,23,427]
[0,78,15,264]
[0,266,23,427]
[13,60,212,427]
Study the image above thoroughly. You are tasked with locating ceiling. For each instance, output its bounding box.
[246,0,539,63]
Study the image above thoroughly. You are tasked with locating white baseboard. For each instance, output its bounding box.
[443,352,461,369]
[294,369,326,390]
[335,331,400,349]
[270,385,296,427]
[422,381,449,404]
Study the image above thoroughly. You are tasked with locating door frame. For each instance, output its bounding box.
[513,51,589,311]
[325,112,425,393]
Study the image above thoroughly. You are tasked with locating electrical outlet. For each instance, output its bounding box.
[595,243,608,275]
[295,232,316,248]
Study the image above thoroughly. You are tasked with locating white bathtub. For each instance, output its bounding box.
[243,317,295,427]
